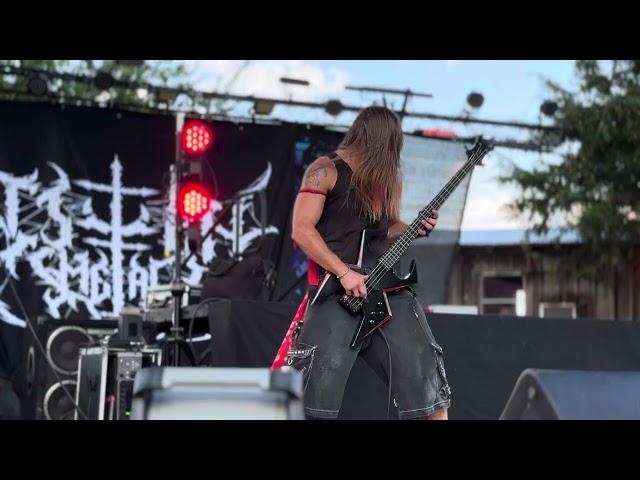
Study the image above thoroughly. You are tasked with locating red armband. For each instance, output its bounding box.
[299,188,326,196]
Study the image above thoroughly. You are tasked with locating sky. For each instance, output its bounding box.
[183,60,579,231]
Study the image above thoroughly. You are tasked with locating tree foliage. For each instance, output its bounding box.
[504,60,640,278]
[0,60,196,110]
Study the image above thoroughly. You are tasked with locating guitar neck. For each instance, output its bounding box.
[376,150,480,272]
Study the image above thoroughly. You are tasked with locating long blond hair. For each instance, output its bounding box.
[340,106,403,222]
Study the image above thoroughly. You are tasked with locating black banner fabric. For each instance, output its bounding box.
[0,101,175,322]
[0,102,174,378]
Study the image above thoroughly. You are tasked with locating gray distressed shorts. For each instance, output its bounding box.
[287,288,451,420]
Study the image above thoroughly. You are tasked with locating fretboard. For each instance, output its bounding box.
[372,146,485,281]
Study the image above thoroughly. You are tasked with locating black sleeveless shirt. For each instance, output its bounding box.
[314,153,389,265]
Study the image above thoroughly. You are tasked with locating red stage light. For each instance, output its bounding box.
[181,120,213,156]
[421,129,457,138]
[177,182,212,222]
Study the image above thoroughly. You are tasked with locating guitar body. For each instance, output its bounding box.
[310,229,418,348]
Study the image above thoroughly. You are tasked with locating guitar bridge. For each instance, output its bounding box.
[338,294,362,316]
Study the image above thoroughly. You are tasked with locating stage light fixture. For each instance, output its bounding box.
[94,71,114,91]
[280,77,310,86]
[325,99,344,116]
[177,182,212,223]
[466,92,484,108]
[115,60,145,66]
[156,88,179,104]
[180,120,213,156]
[540,100,558,117]
[27,76,48,97]
[420,129,457,138]
[254,100,275,116]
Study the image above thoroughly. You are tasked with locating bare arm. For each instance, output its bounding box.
[291,158,345,275]
[292,157,369,298]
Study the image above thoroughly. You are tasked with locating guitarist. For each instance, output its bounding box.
[286,106,450,420]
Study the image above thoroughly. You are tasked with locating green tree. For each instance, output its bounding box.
[0,60,252,116]
[503,60,640,317]
[0,60,196,110]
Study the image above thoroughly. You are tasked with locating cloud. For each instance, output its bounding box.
[186,60,350,102]
[461,166,528,231]
[460,191,523,230]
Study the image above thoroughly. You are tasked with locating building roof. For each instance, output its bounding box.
[459,229,580,247]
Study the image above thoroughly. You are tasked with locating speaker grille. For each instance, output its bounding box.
[46,326,93,375]
[44,380,77,420]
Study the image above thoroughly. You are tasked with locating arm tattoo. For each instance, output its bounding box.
[304,164,328,187]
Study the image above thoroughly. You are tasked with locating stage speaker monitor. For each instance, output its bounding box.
[500,369,640,420]
[75,346,162,420]
[130,367,303,420]
[17,318,118,420]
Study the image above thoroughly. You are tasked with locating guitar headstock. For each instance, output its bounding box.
[465,136,493,167]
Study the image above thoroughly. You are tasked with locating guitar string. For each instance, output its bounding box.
[342,144,488,309]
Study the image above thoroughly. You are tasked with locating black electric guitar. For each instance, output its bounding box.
[311,137,492,347]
